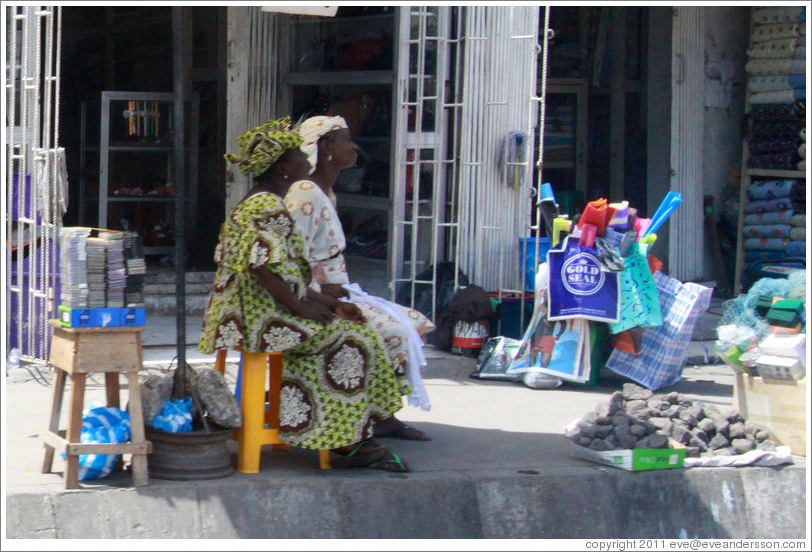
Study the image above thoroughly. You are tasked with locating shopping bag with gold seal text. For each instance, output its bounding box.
[547,235,620,323]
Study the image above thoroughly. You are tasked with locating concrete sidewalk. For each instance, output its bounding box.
[3,329,808,540]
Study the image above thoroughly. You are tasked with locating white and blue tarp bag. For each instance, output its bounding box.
[605,272,713,390]
[61,406,131,481]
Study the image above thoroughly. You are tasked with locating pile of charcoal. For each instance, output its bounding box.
[568,383,778,458]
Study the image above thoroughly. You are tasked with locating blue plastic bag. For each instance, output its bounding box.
[61,406,131,481]
[152,397,194,433]
[547,235,620,323]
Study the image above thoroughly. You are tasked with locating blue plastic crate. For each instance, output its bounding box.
[120,308,146,326]
[93,308,121,327]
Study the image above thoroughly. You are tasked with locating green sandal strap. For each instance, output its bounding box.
[344,440,375,457]
[369,452,409,472]
[335,439,381,458]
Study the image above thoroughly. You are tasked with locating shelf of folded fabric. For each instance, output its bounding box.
[734,159,806,294]
[733,7,806,295]
[734,168,806,295]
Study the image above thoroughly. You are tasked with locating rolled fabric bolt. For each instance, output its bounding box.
[552,217,571,248]
[639,234,657,257]
[539,182,556,202]
[609,201,629,227]
[578,198,617,237]
[619,231,638,257]
[626,208,637,233]
[579,223,598,248]
[635,217,651,240]
[641,191,683,239]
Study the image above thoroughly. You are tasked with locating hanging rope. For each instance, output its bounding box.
[535,7,552,213]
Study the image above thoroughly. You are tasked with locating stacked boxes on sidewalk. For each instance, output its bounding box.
[58,227,146,328]
[714,280,806,456]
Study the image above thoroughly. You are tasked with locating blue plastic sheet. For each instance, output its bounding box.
[640,191,682,240]
[152,397,194,433]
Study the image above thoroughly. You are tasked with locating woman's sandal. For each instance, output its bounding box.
[367,450,410,473]
[332,440,386,467]
[332,440,411,473]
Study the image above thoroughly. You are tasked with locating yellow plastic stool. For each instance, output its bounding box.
[214,349,331,472]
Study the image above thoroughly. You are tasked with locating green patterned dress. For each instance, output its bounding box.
[199,192,409,449]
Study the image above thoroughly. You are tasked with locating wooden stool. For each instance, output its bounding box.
[40,320,152,489]
[214,349,331,472]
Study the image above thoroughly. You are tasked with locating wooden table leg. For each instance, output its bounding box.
[42,369,67,474]
[105,372,121,408]
[126,371,149,486]
[65,373,86,489]
[103,371,127,473]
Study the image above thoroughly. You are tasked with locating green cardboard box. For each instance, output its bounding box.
[755,296,774,318]
[58,305,95,327]
[570,441,686,471]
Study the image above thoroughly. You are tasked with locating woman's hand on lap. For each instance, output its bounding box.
[296,300,334,324]
[334,302,365,324]
[321,283,349,299]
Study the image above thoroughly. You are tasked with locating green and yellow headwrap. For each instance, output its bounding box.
[224,117,304,178]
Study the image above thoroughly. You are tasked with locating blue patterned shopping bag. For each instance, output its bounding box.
[609,245,663,334]
[605,272,712,390]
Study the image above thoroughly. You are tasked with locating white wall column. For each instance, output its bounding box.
[225,6,251,214]
[669,6,705,281]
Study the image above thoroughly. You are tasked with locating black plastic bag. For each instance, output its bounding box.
[430,284,496,351]
[469,337,522,382]
[396,261,469,320]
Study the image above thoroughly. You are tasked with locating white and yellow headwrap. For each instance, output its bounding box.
[299,116,349,175]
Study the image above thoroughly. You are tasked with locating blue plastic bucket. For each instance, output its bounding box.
[519,237,551,292]
[488,291,535,340]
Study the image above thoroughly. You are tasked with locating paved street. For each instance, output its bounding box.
[3,329,808,540]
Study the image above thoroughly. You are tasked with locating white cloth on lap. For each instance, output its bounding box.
[343,283,432,411]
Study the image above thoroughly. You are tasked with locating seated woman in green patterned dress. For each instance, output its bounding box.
[198,117,410,472]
